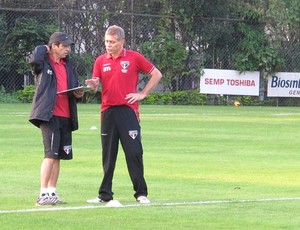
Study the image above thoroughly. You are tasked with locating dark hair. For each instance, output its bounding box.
[49,41,60,46]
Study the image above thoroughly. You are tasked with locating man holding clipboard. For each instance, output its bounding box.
[27,32,84,206]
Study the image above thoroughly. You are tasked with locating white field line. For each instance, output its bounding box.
[1,197,300,214]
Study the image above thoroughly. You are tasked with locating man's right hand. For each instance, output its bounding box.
[85,78,99,93]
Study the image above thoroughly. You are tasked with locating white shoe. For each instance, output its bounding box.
[86,197,105,203]
[136,196,150,204]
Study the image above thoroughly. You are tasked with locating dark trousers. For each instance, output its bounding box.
[98,106,148,201]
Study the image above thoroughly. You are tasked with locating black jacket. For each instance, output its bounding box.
[28,45,79,131]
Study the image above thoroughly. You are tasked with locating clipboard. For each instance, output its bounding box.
[57,86,92,94]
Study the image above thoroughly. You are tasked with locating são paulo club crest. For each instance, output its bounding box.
[63,145,72,154]
[129,130,138,139]
[120,61,129,73]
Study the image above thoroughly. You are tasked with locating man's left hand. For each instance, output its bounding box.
[73,90,84,98]
[125,93,146,104]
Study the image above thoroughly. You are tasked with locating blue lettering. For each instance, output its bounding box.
[271,76,278,87]
[271,76,300,89]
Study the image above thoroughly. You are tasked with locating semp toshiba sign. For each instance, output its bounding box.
[200,69,260,96]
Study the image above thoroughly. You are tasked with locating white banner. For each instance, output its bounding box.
[200,69,260,96]
[267,72,300,97]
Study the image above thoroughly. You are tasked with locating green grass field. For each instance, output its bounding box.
[1,103,300,229]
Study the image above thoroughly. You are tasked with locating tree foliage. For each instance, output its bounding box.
[5,17,57,74]
[0,0,299,93]
[262,0,300,72]
[141,26,187,92]
[231,3,284,74]
[0,11,58,91]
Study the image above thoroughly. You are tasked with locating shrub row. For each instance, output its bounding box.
[141,90,207,105]
[2,85,280,106]
[0,86,20,103]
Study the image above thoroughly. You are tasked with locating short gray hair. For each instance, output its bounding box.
[105,25,125,40]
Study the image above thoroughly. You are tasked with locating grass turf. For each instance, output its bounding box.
[1,103,300,229]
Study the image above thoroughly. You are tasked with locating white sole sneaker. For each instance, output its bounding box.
[86,197,105,203]
[35,195,54,206]
[49,194,66,204]
[136,196,150,204]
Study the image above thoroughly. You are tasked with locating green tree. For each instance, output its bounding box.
[0,5,57,91]
[174,0,234,69]
[262,0,300,72]
[231,1,284,74]
[6,17,57,74]
[141,26,187,92]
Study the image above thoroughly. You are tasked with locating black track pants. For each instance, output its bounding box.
[98,106,148,201]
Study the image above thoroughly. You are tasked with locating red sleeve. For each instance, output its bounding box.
[92,56,102,79]
[135,51,155,74]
